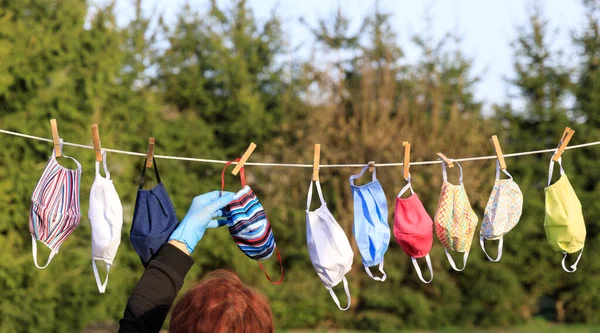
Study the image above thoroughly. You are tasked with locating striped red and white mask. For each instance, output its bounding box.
[29,142,82,269]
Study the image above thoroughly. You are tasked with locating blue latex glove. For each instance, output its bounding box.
[169,190,236,253]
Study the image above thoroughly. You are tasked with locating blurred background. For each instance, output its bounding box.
[0,0,599,332]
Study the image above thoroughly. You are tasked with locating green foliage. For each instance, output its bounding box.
[0,0,599,332]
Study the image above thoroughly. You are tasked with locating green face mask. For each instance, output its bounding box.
[544,157,586,273]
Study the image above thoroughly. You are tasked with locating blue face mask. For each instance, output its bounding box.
[130,159,179,266]
[349,164,391,281]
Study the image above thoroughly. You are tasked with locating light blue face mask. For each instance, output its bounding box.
[349,164,391,281]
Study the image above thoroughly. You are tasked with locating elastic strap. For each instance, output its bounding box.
[349,164,376,186]
[561,246,584,273]
[397,175,414,198]
[138,158,161,189]
[479,235,503,262]
[95,150,110,179]
[221,158,246,191]
[52,138,82,170]
[31,235,58,269]
[547,157,565,186]
[364,261,387,282]
[412,254,433,283]
[495,160,513,180]
[306,180,326,211]
[442,160,463,184]
[326,276,351,311]
[445,248,469,271]
[92,260,111,293]
[257,247,284,284]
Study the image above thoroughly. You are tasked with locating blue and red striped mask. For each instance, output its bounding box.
[29,143,82,269]
[221,160,284,284]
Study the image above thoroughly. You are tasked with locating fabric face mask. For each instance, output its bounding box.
[349,164,390,281]
[130,158,178,266]
[479,161,523,262]
[306,180,354,311]
[394,175,434,283]
[29,141,82,269]
[434,161,478,271]
[89,151,123,293]
[222,160,284,284]
[545,157,586,273]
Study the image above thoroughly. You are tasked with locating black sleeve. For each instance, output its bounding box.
[118,243,194,333]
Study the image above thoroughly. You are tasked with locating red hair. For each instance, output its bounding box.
[169,269,274,333]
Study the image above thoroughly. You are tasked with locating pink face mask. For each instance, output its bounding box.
[393,176,434,283]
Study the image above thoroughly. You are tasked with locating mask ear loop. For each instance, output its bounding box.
[445,248,469,271]
[31,235,58,269]
[327,276,351,311]
[92,260,111,293]
[52,139,82,170]
[397,174,414,198]
[441,160,463,184]
[349,164,371,186]
[257,247,284,284]
[479,235,503,262]
[412,254,433,283]
[221,158,246,191]
[562,246,584,273]
[496,160,513,180]
[548,157,565,187]
[364,262,387,282]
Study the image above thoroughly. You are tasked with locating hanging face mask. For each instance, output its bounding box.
[434,161,478,271]
[130,158,179,266]
[306,180,354,311]
[89,151,123,293]
[349,164,390,281]
[479,161,523,262]
[545,157,586,273]
[394,175,434,283]
[221,160,284,284]
[29,141,82,269]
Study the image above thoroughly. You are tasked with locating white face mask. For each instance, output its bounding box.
[306,180,354,311]
[89,151,123,293]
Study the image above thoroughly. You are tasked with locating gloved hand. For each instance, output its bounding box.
[169,190,236,253]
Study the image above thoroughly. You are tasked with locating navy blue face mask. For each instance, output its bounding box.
[130,158,178,266]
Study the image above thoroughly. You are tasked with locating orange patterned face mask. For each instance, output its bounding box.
[434,161,479,271]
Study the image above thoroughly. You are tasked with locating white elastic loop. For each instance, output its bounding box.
[327,276,351,311]
[31,235,58,269]
[397,182,414,198]
[547,157,565,186]
[92,260,111,293]
[479,235,503,262]
[496,160,513,180]
[364,262,386,282]
[442,161,463,184]
[306,180,326,211]
[445,248,469,271]
[53,138,82,170]
[349,164,376,186]
[412,255,433,283]
[561,247,584,273]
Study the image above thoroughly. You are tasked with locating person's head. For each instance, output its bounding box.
[169,268,274,333]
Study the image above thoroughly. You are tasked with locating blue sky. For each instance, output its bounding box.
[99,0,586,110]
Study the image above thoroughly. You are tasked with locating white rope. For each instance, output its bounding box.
[0,128,599,168]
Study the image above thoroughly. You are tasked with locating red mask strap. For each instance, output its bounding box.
[257,247,284,285]
[221,158,246,191]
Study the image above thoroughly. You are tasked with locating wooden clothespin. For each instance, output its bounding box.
[50,119,62,157]
[91,124,102,162]
[312,144,320,181]
[368,161,376,172]
[437,152,454,168]
[552,127,575,162]
[490,135,506,170]
[232,142,257,176]
[403,142,411,178]
[146,137,155,168]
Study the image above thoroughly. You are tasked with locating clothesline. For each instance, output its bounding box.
[1,128,599,168]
